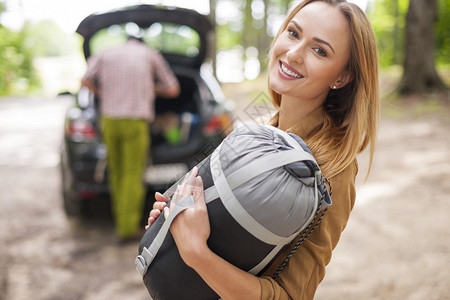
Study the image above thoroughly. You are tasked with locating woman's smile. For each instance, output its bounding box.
[279,61,304,80]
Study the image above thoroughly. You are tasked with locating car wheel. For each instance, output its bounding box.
[61,165,89,218]
[62,188,86,217]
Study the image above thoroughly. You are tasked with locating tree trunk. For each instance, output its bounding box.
[208,0,217,77]
[242,0,253,50]
[398,0,447,94]
[258,0,271,70]
[392,0,401,65]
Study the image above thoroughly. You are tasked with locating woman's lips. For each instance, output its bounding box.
[278,61,304,80]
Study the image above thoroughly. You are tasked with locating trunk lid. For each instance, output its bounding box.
[76,4,213,68]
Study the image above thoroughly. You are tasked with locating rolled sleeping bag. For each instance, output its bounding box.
[136,124,332,300]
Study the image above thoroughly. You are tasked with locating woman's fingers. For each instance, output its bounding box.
[191,166,199,177]
[149,167,201,226]
[163,206,170,219]
[150,208,162,219]
[178,166,197,189]
[145,217,155,230]
[152,201,167,211]
[192,176,205,205]
[172,167,199,204]
[146,191,169,230]
[155,191,169,203]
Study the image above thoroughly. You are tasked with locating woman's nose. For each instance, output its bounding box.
[286,43,305,65]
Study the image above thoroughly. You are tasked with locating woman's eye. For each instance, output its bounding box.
[314,48,327,57]
[287,29,299,39]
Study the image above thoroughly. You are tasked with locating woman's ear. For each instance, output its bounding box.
[331,70,354,89]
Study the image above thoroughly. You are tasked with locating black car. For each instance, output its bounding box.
[60,5,234,217]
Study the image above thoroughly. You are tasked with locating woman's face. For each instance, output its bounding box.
[269,1,352,105]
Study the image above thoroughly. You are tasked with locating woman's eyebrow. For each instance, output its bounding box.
[289,20,336,54]
[290,20,303,34]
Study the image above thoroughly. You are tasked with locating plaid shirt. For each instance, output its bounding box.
[82,39,178,122]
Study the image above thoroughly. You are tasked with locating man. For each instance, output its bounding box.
[81,36,180,240]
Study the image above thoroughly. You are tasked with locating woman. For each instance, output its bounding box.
[147,0,379,299]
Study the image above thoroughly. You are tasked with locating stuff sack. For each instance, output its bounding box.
[136,124,332,300]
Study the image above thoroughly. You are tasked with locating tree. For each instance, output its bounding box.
[209,0,217,76]
[22,19,76,57]
[435,0,450,64]
[398,0,447,94]
[0,26,40,94]
[0,1,40,94]
[0,1,5,15]
[242,0,253,49]
[257,0,271,69]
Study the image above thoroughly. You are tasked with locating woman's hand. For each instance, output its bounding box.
[147,167,261,299]
[145,191,169,230]
[164,166,210,267]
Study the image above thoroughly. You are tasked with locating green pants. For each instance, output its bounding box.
[102,117,149,238]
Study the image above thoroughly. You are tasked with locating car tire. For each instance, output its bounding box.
[62,189,86,217]
[61,165,89,218]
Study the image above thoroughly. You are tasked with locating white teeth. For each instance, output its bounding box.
[281,63,302,78]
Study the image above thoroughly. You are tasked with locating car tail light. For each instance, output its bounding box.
[204,114,233,136]
[79,190,98,199]
[66,119,97,141]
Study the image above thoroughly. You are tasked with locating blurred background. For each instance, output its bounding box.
[1,0,448,95]
[0,0,449,299]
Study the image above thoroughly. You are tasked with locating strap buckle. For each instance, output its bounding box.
[135,255,148,277]
[135,247,153,277]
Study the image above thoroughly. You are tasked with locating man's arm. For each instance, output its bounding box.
[81,55,100,96]
[155,82,180,98]
[81,78,99,96]
[151,49,180,99]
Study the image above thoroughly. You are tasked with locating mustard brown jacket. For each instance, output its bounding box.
[258,107,358,299]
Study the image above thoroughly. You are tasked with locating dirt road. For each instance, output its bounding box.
[315,101,450,300]
[0,95,449,299]
[0,96,148,300]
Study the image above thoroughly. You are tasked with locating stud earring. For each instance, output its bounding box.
[332,85,337,89]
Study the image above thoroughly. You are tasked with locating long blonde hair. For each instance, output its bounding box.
[268,0,379,179]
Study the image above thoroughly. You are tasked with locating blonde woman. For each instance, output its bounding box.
[147,0,379,299]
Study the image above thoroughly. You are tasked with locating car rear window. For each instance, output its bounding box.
[90,22,200,58]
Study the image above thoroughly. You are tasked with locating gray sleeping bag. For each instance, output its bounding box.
[136,123,332,300]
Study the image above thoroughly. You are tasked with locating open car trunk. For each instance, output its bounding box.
[150,70,205,164]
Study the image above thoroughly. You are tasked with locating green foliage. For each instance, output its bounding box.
[370,0,450,67]
[0,1,5,15]
[368,0,408,67]
[145,23,201,57]
[22,19,77,57]
[90,26,127,56]
[217,24,242,50]
[436,0,450,64]
[90,23,201,58]
[0,26,40,95]
[0,12,77,94]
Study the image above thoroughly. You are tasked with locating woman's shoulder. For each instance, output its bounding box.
[329,159,358,191]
